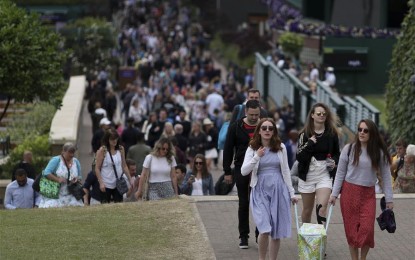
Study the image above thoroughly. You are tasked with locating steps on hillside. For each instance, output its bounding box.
[0,100,33,132]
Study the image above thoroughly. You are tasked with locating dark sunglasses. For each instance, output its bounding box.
[160,147,169,151]
[195,161,204,165]
[260,125,274,131]
[315,112,327,117]
[358,127,369,134]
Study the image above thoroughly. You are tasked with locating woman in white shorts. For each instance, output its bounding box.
[296,103,340,224]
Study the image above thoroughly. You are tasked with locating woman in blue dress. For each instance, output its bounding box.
[241,118,298,260]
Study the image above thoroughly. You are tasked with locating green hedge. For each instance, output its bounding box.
[0,135,50,179]
[385,1,415,143]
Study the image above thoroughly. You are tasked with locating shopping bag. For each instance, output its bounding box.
[39,176,60,199]
[295,204,333,260]
[297,223,327,260]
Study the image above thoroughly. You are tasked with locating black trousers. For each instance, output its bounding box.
[102,188,123,203]
[234,165,251,238]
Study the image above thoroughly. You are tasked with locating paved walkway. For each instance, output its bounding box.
[77,100,415,259]
[196,195,415,260]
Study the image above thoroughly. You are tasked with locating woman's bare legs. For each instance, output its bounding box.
[269,238,281,260]
[301,192,315,223]
[315,187,332,223]
[361,246,370,260]
[349,246,359,260]
[258,233,269,260]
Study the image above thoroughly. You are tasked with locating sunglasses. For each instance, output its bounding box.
[315,112,327,117]
[160,147,169,151]
[195,161,204,165]
[358,127,369,134]
[261,125,274,131]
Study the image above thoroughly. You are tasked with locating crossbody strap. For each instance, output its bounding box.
[108,151,121,179]
[62,155,71,182]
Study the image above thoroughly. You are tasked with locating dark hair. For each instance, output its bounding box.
[247,89,260,95]
[249,118,282,152]
[102,128,121,150]
[136,132,145,142]
[350,119,391,187]
[191,154,209,179]
[15,168,27,177]
[245,100,261,110]
[175,164,187,174]
[395,139,408,147]
[126,159,136,167]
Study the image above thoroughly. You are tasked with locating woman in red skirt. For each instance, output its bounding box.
[328,119,394,260]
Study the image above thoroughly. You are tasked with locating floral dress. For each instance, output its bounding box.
[393,163,415,193]
[38,158,84,208]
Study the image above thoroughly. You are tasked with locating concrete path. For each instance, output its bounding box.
[195,195,415,260]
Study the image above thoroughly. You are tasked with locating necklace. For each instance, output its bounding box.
[314,130,325,138]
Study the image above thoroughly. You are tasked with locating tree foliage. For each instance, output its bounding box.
[386,1,415,143]
[0,135,50,179]
[278,32,304,57]
[60,17,117,77]
[0,0,67,108]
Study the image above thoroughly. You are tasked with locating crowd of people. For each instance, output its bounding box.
[3,1,414,259]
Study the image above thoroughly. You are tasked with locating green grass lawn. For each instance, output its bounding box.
[0,198,213,260]
[363,95,388,130]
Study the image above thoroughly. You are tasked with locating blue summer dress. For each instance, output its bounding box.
[250,148,292,239]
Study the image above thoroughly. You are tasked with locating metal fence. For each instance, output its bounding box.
[254,52,380,132]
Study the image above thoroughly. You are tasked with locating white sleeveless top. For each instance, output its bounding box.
[100,150,123,189]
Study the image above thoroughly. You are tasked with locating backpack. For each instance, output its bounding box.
[217,104,244,150]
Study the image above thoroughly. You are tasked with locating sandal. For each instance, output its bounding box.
[316,204,327,225]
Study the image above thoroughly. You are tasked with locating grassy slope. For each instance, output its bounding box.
[363,95,387,130]
[0,199,213,260]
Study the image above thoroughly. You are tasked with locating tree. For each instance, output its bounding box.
[0,0,67,121]
[278,32,304,58]
[60,17,117,78]
[386,1,415,143]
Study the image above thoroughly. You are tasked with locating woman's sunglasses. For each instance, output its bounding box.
[315,112,327,117]
[160,147,169,151]
[358,127,369,134]
[195,161,204,165]
[261,125,274,131]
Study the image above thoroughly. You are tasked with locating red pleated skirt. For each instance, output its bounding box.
[340,181,376,248]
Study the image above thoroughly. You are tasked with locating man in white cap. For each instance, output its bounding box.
[203,118,218,170]
[324,66,336,88]
[91,118,112,153]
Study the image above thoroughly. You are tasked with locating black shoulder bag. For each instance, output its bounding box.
[109,152,129,195]
[64,156,85,200]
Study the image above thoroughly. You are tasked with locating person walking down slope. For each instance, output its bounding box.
[241,118,298,260]
[329,119,394,260]
[223,99,262,249]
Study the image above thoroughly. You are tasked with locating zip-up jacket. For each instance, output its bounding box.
[223,117,253,176]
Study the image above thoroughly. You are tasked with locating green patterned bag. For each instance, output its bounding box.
[39,176,60,199]
[297,224,327,260]
[294,204,333,260]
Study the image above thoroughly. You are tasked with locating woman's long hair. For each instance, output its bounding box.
[102,128,121,150]
[151,137,175,165]
[301,103,340,138]
[191,154,209,179]
[350,119,391,187]
[249,118,282,152]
